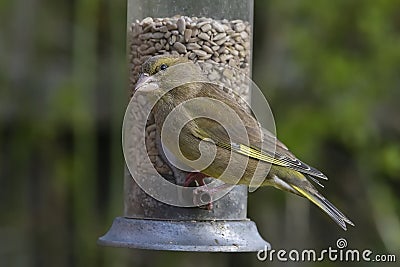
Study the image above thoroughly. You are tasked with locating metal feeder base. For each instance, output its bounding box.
[98,217,270,252]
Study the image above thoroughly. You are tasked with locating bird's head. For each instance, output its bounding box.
[141,55,189,77]
[135,55,208,94]
[135,55,190,91]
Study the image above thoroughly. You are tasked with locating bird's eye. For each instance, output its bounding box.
[160,64,168,71]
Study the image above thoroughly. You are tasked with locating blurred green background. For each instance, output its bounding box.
[1,0,399,266]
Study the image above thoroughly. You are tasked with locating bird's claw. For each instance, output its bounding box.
[184,172,207,187]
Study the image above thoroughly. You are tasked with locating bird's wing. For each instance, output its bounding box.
[187,82,327,180]
[263,128,328,180]
[192,120,327,181]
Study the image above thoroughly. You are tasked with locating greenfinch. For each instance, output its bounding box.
[134,55,354,231]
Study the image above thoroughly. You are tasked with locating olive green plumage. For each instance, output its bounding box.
[135,55,354,230]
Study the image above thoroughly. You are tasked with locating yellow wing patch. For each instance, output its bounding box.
[193,126,290,167]
[192,126,326,180]
[234,143,284,166]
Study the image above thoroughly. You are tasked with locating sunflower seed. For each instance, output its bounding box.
[186,43,201,50]
[177,17,186,34]
[234,22,246,32]
[151,32,164,39]
[184,29,192,42]
[193,49,208,57]
[173,42,187,53]
[198,32,210,41]
[200,23,212,32]
[212,21,225,32]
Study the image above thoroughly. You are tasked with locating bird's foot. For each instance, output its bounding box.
[183,172,212,209]
[183,172,208,187]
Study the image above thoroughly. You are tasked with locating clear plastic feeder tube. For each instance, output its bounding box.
[126,0,254,219]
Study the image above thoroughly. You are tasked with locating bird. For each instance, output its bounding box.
[134,54,354,231]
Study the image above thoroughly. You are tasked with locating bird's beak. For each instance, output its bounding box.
[135,73,150,90]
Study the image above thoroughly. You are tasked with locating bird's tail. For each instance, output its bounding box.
[291,185,354,230]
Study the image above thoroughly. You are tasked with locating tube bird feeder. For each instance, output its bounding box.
[98,0,270,252]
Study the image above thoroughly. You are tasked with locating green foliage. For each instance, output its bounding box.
[254,0,400,257]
